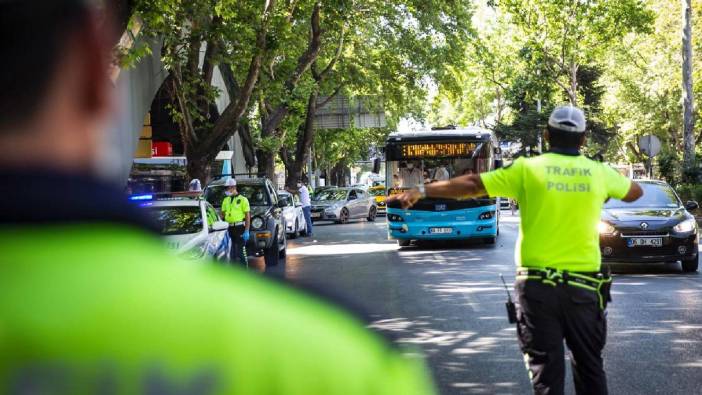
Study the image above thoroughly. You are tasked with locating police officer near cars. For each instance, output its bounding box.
[221,178,251,266]
[391,105,644,395]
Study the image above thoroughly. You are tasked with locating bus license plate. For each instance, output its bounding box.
[627,238,662,247]
[430,227,453,234]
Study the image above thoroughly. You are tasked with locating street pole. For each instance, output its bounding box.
[537,98,543,153]
[307,147,314,189]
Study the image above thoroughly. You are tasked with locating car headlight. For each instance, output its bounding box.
[598,221,616,235]
[673,218,697,233]
[251,216,265,230]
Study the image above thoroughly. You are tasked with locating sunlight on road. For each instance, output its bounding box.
[288,243,399,256]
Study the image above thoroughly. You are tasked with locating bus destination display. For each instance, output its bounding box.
[400,142,477,159]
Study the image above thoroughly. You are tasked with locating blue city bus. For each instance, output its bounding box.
[384,126,502,246]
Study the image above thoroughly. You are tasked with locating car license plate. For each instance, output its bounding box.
[429,227,452,234]
[311,212,321,218]
[627,238,662,247]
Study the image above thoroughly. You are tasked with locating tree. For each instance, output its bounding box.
[497,0,653,105]
[683,0,696,175]
[134,1,282,182]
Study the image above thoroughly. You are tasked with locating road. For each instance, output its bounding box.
[252,212,702,395]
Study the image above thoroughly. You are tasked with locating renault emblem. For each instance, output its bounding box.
[640,222,649,230]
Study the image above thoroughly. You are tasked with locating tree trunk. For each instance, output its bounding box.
[683,0,696,172]
[185,153,211,186]
[285,89,319,188]
[256,149,276,180]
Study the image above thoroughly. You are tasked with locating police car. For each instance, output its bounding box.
[132,193,231,261]
[599,180,699,272]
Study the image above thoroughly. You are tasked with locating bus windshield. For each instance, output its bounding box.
[386,143,493,193]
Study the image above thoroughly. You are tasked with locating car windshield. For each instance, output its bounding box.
[278,194,293,207]
[313,189,347,201]
[604,183,680,209]
[145,206,203,235]
[369,188,385,197]
[205,184,270,207]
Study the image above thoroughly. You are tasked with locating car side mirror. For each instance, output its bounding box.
[211,221,229,232]
[685,201,699,211]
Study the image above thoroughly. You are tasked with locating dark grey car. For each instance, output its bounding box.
[204,177,287,266]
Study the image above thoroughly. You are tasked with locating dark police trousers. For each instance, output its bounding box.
[228,223,248,267]
[515,279,608,395]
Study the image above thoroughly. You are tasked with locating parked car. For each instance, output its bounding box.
[311,187,377,224]
[278,190,307,238]
[311,185,337,200]
[599,180,699,272]
[133,194,230,261]
[204,177,287,266]
[369,185,387,215]
[499,197,511,210]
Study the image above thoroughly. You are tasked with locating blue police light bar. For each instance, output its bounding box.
[129,194,154,201]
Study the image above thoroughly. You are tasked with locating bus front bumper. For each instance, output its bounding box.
[388,220,497,240]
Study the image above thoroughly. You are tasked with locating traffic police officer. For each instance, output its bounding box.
[0,1,436,394]
[221,178,251,266]
[392,105,643,395]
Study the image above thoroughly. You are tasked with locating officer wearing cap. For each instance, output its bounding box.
[391,105,643,395]
[221,178,251,266]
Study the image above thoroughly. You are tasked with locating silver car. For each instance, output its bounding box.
[277,190,307,238]
[310,187,377,224]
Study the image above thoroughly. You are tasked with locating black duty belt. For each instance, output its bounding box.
[516,267,613,310]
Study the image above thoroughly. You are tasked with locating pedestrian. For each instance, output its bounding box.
[221,178,250,266]
[289,178,313,237]
[510,198,517,215]
[0,2,436,393]
[188,178,202,192]
[390,105,643,395]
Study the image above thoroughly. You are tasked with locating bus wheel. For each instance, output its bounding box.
[398,239,411,247]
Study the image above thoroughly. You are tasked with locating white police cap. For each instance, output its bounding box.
[548,105,587,133]
[225,178,237,187]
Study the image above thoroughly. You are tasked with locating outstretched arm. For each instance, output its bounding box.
[388,174,487,209]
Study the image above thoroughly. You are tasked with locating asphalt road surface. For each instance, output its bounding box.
[251,212,702,395]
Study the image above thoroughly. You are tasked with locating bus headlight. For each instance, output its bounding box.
[388,214,404,222]
[598,221,616,235]
[478,211,495,220]
[674,218,697,233]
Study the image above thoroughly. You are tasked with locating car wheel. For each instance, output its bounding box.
[682,255,699,273]
[264,232,280,267]
[398,239,411,247]
[337,208,349,224]
[289,220,299,239]
[367,207,377,222]
[279,230,287,259]
[484,236,497,245]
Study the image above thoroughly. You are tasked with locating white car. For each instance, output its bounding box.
[134,194,231,261]
[278,190,307,238]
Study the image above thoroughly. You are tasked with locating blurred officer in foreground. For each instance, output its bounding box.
[391,106,643,395]
[0,1,434,394]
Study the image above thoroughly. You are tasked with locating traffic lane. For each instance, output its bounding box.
[274,214,702,394]
[282,214,534,394]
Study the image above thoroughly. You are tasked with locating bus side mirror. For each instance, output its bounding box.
[372,157,381,174]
